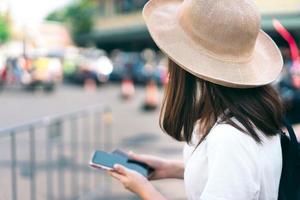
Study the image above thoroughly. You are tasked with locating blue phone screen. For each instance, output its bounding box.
[91,150,152,177]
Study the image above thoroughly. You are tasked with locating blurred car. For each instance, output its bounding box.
[22,56,62,92]
[0,57,24,90]
[64,48,113,86]
[109,51,147,84]
[62,48,80,82]
[109,51,168,86]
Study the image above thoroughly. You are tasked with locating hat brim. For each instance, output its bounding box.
[143,0,283,88]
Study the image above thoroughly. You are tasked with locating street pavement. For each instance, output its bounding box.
[0,84,186,200]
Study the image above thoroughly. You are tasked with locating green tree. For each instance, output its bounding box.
[46,9,67,22]
[47,0,96,36]
[0,15,10,44]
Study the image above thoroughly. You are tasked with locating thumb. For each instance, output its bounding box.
[113,164,127,175]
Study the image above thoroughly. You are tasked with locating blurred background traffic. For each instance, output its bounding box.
[0,0,300,200]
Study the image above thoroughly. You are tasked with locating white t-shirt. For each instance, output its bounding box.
[183,121,282,200]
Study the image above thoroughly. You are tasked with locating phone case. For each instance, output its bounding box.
[90,150,154,177]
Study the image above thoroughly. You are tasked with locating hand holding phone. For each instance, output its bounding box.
[90,150,154,177]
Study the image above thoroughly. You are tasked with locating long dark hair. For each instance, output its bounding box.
[160,58,284,144]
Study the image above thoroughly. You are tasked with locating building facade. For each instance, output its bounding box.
[87,0,300,51]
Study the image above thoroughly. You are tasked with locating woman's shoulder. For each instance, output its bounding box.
[206,122,260,148]
[206,121,281,152]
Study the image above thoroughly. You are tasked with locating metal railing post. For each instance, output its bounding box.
[83,115,90,191]
[93,111,101,190]
[56,120,65,200]
[10,132,17,200]
[46,124,54,200]
[29,127,36,200]
[88,114,93,192]
[103,108,113,194]
[71,117,79,199]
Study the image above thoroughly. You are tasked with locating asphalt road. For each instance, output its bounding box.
[0,84,186,200]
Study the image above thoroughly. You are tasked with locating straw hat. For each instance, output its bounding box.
[143,0,283,88]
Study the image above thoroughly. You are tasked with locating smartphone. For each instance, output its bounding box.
[90,150,153,177]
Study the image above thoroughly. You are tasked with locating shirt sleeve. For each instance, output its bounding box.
[200,124,260,200]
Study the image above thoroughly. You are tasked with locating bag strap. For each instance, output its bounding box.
[283,118,299,147]
[281,118,299,197]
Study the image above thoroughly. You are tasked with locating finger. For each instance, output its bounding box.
[108,171,125,181]
[106,169,116,175]
[128,151,138,159]
[128,151,149,163]
[128,151,142,160]
[113,164,128,175]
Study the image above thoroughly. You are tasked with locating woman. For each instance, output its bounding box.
[108,0,284,199]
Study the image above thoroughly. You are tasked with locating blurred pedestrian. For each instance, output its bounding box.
[108,0,284,199]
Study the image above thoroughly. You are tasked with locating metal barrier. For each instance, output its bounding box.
[0,105,113,200]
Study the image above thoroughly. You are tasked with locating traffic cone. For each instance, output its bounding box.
[84,78,97,92]
[143,80,159,111]
[121,78,135,100]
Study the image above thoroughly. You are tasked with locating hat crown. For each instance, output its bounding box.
[178,0,261,61]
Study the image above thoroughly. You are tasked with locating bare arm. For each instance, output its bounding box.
[164,160,185,179]
[140,184,168,200]
[128,151,185,180]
